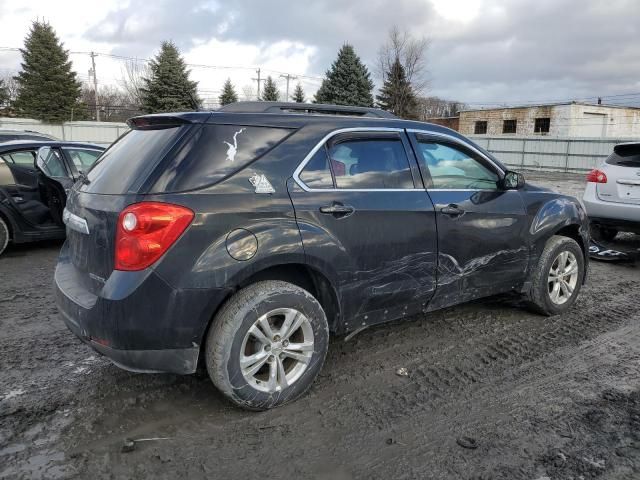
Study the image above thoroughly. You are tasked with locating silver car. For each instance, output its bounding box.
[583,142,640,241]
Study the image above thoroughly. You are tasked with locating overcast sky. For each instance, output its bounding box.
[0,0,639,107]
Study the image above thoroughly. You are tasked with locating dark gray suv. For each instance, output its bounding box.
[54,102,589,410]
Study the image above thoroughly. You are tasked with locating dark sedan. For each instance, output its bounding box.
[0,140,105,256]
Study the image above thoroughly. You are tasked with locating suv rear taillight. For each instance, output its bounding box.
[115,202,194,271]
[586,169,607,183]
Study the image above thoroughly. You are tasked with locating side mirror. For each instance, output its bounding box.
[501,170,525,190]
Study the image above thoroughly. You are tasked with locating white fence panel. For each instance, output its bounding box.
[2,119,638,172]
[469,135,638,172]
[0,117,128,146]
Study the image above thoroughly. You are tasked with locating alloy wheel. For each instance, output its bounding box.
[547,250,579,305]
[239,308,314,393]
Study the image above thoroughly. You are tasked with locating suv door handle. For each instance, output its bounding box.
[319,203,355,217]
[441,204,464,216]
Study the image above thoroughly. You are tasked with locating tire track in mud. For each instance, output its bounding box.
[316,277,640,432]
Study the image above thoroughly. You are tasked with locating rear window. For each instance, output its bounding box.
[607,144,640,167]
[81,126,186,194]
[151,125,292,192]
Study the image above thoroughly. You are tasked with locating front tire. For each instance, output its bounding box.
[0,217,9,257]
[205,280,329,410]
[527,235,585,316]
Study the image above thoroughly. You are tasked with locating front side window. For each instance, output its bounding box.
[299,147,333,189]
[327,137,414,189]
[416,140,499,190]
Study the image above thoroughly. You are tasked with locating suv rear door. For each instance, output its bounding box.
[289,128,438,329]
[597,144,640,206]
[408,131,529,309]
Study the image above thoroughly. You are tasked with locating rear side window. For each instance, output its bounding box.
[327,137,414,189]
[607,145,640,167]
[151,125,291,192]
[81,126,186,194]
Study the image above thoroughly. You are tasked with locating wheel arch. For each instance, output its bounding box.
[196,261,341,371]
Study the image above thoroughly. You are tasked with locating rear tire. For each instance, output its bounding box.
[205,280,329,410]
[591,224,618,242]
[526,235,585,316]
[0,217,9,257]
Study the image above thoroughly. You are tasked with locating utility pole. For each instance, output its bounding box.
[252,68,265,101]
[89,52,100,121]
[279,73,297,102]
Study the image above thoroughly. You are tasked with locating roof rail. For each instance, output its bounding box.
[218,101,397,119]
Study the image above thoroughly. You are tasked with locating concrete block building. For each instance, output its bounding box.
[459,102,640,138]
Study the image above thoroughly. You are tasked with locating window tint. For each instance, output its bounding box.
[299,147,333,188]
[474,121,488,134]
[63,148,102,171]
[151,125,292,192]
[82,126,186,194]
[327,137,413,189]
[416,141,499,190]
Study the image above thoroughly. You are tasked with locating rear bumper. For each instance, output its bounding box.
[54,242,230,374]
[58,303,199,373]
[583,183,640,227]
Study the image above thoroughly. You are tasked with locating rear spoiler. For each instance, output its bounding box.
[127,112,210,130]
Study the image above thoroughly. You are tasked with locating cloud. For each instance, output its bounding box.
[39,0,640,104]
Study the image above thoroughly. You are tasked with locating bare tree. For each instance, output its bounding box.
[81,84,142,122]
[242,85,256,101]
[2,76,19,103]
[416,96,467,121]
[377,26,430,94]
[119,59,149,108]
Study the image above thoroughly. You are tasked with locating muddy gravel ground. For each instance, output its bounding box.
[1,171,639,479]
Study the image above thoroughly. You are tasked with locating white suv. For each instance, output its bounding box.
[583,142,640,241]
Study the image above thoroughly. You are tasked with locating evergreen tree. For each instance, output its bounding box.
[141,41,200,113]
[376,56,418,119]
[218,78,238,105]
[13,21,82,122]
[314,44,374,107]
[292,83,305,103]
[261,76,280,101]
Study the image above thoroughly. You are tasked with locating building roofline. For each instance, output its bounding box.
[460,101,640,113]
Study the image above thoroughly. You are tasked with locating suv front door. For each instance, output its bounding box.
[289,129,438,331]
[408,131,529,310]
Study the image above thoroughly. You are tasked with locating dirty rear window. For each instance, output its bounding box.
[80,126,186,194]
[150,125,292,192]
[607,145,640,167]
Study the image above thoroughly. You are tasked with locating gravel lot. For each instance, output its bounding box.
[1,171,639,479]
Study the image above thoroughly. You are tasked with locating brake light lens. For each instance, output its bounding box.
[115,202,194,271]
[586,169,607,183]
